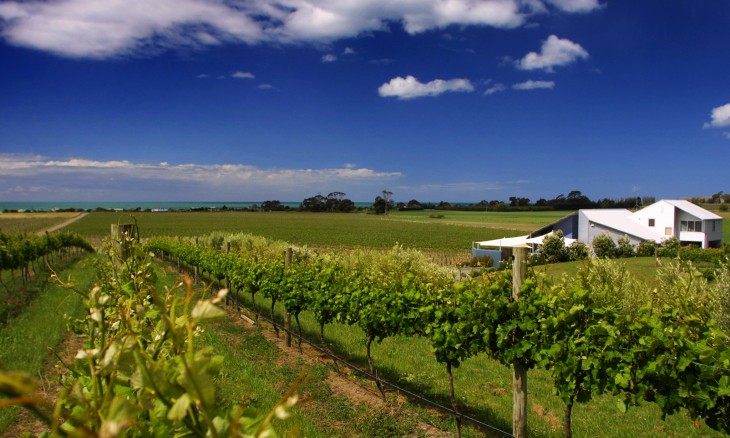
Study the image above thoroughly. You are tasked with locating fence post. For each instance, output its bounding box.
[285,248,293,348]
[512,247,528,438]
[110,223,138,263]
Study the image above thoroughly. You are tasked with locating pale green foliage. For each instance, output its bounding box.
[708,260,730,332]
[575,258,649,312]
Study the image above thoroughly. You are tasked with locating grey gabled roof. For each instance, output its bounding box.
[662,199,723,220]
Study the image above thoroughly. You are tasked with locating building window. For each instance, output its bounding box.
[713,221,717,232]
[680,220,702,232]
[648,218,655,227]
[665,227,672,236]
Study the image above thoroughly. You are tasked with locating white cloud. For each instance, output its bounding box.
[0,0,598,59]
[0,154,402,201]
[196,73,209,78]
[545,0,602,13]
[231,71,255,79]
[703,103,730,129]
[343,47,356,55]
[513,80,555,90]
[517,34,589,72]
[321,53,337,63]
[258,84,274,90]
[378,75,474,99]
[484,83,506,95]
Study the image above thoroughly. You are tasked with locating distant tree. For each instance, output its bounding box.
[406,199,423,209]
[372,196,394,215]
[261,200,283,211]
[324,192,355,212]
[509,196,531,207]
[535,198,548,207]
[592,234,617,259]
[301,194,327,212]
[382,190,393,214]
[301,192,355,212]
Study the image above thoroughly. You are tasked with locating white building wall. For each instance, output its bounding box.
[630,201,675,240]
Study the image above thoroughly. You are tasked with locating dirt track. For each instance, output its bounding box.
[36,212,88,235]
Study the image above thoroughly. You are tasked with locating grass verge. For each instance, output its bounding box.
[0,254,97,432]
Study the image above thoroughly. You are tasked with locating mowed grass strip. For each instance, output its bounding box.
[0,255,97,432]
[65,211,525,252]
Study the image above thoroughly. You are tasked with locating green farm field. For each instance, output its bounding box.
[64,211,545,253]
[0,212,82,234]
[388,209,569,231]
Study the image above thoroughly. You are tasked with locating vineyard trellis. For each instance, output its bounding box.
[146,233,730,438]
[0,231,94,289]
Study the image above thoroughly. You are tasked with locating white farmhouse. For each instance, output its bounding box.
[533,199,723,249]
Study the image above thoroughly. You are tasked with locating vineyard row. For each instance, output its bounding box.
[145,233,730,437]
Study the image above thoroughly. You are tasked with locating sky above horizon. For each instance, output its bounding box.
[1,0,729,203]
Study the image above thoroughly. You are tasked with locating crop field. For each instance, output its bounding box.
[63,211,535,253]
[388,209,568,231]
[0,212,81,234]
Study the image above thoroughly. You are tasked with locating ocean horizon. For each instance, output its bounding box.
[0,201,374,212]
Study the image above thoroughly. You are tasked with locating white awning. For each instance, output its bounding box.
[524,231,577,247]
[473,235,531,248]
[474,231,576,249]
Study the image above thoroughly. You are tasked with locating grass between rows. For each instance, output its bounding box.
[0,254,97,432]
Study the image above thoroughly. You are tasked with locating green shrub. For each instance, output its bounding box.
[567,240,589,261]
[616,235,635,258]
[592,233,616,258]
[656,237,680,258]
[636,240,656,257]
[541,230,569,263]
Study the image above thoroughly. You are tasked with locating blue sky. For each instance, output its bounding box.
[1,0,729,203]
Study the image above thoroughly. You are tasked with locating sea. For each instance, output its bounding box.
[0,201,372,212]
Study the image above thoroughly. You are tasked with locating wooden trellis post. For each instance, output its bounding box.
[512,246,528,438]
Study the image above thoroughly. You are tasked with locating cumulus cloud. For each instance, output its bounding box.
[231,71,255,79]
[484,83,507,96]
[513,79,555,90]
[321,53,337,63]
[0,0,600,59]
[703,103,730,129]
[517,34,589,72]
[0,154,401,201]
[378,75,474,99]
